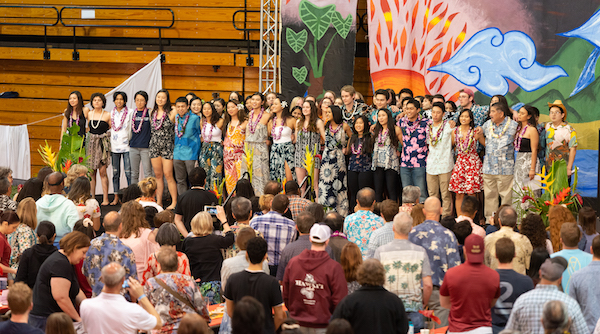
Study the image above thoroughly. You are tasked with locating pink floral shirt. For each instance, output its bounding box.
[400,117,431,168]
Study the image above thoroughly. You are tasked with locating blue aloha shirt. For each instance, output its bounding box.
[408,220,461,286]
[82,233,137,297]
[454,104,489,128]
[344,210,385,258]
[482,117,518,175]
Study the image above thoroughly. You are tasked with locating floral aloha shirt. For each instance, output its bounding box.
[343,210,385,258]
[145,273,210,334]
[545,122,577,169]
[399,117,431,168]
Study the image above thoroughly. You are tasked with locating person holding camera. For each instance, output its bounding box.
[182,208,233,305]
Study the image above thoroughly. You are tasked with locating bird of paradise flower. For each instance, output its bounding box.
[244,143,254,183]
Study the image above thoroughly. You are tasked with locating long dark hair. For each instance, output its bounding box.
[458,109,475,129]
[201,102,221,125]
[224,100,248,129]
[373,109,398,147]
[326,105,343,127]
[300,100,320,133]
[65,91,84,119]
[348,115,373,155]
[152,89,172,115]
[273,94,292,123]
[521,105,539,127]
[37,220,56,245]
[67,176,91,203]
[250,92,265,110]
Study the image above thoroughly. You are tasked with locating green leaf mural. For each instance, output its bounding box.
[332,11,352,39]
[299,0,336,41]
[292,66,308,84]
[286,28,308,54]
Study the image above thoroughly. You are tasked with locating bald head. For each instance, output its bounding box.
[357,187,376,209]
[103,211,122,233]
[101,262,126,289]
[47,172,65,193]
[423,197,442,221]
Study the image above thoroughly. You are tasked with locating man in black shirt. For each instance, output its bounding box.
[492,237,534,334]
[224,237,286,334]
[174,167,218,236]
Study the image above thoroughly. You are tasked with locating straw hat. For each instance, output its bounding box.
[548,100,567,120]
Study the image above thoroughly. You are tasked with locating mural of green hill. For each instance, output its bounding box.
[508,37,600,123]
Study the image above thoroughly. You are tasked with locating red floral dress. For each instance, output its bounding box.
[449,130,483,194]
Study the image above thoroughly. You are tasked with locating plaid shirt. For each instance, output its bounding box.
[250,211,297,266]
[288,195,311,221]
[506,284,587,334]
[366,222,394,259]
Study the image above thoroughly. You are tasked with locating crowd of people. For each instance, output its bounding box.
[0,82,592,334]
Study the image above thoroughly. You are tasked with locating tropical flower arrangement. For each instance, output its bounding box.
[515,159,582,226]
[302,144,320,200]
[210,179,226,205]
[243,143,254,183]
[38,125,88,172]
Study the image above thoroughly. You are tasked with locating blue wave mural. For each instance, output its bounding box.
[428,28,568,97]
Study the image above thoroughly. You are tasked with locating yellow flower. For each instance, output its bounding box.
[546,127,555,139]
[536,165,555,193]
[244,143,254,182]
[303,144,315,182]
[38,141,58,171]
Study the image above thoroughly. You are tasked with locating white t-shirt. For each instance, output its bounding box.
[111,107,132,153]
[81,292,157,334]
[138,200,164,213]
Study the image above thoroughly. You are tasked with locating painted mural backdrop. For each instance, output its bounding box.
[281,0,359,100]
[368,0,600,197]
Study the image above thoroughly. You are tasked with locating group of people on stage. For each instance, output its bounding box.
[60,84,577,220]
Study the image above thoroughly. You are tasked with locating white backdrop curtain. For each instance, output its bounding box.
[0,125,31,180]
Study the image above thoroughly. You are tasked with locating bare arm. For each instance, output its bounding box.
[174,214,189,237]
[60,115,67,140]
[440,294,451,309]
[226,298,235,317]
[451,128,456,147]
[0,264,15,274]
[567,146,577,176]
[51,277,81,321]
[92,217,101,231]
[422,276,433,307]
[216,206,231,233]
[529,128,539,180]
[476,127,485,146]
[127,277,162,330]
[273,305,286,331]
[317,119,327,141]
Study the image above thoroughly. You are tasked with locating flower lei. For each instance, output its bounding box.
[490,119,511,139]
[248,108,264,134]
[202,119,214,141]
[351,137,363,155]
[152,109,167,130]
[111,106,129,132]
[513,124,528,151]
[329,123,342,134]
[456,127,475,153]
[342,101,358,122]
[69,112,80,128]
[377,129,389,146]
[132,108,148,134]
[428,120,446,147]
[176,112,191,138]
[271,115,284,141]
[401,115,422,135]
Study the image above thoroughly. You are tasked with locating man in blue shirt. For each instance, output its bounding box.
[409,197,461,327]
[173,97,201,196]
[569,235,600,332]
[551,223,592,294]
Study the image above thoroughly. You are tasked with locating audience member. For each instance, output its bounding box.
[276,212,334,281]
[306,202,325,223]
[568,235,600,332]
[80,262,162,334]
[182,210,233,304]
[283,224,348,332]
[138,176,163,212]
[542,300,571,334]
[0,177,16,211]
[331,259,409,334]
[15,221,56,289]
[340,242,363,294]
[221,227,268,289]
[440,215,456,231]
[520,213,553,254]
[326,318,354,334]
[141,223,191,285]
[366,200,400,258]
[0,282,44,334]
[121,183,142,203]
[410,203,426,226]
[67,176,101,231]
[9,198,38,277]
[484,206,533,274]
[178,313,211,334]
[399,185,421,213]
[83,211,136,297]
[452,220,473,263]
[577,207,598,254]
[547,205,576,252]
[409,197,461,327]
[0,210,21,276]
[154,209,175,229]
[72,219,95,298]
[344,188,384,257]
[324,211,349,262]
[491,238,534,334]
[456,195,485,237]
[550,222,592,293]
[45,312,76,334]
[15,177,43,203]
[231,296,265,334]
[285,180,311,221]
[440,234,501,333]
[374,211,432,331]
[250,194,296,276]
[29,231,90,331]
[174,167,218,236]
[120,201,160,276]
[35,172,79,243]
[505,257,587,334]
[145,247,210,332]
[224,237,285,334]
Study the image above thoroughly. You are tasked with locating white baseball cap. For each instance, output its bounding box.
[309,224,331,243]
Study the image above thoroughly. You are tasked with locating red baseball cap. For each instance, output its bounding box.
[460,88,474,98]
[464,234,484,263]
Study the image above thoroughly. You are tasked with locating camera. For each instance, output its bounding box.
[204,205,218,216]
